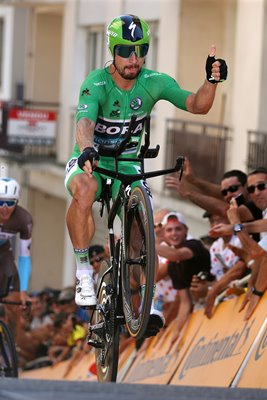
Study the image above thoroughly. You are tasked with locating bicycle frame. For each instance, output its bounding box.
[91,114,184,320]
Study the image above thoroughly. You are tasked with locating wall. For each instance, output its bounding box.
[28,187,66,291]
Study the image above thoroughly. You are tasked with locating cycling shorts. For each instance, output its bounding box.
[65,151,153,206]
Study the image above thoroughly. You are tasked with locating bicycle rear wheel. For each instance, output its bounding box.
[121,184,155,339]
[94,260,120,382]
[0,320,18,377]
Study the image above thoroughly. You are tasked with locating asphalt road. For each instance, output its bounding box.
[1,379,267,400]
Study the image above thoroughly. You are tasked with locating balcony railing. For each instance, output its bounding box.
[247,130,267,171]
[165,119,231,184]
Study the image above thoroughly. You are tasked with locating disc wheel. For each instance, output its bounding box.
[95,259,120,382]
[0,320,18,377]
[121,184,155,339]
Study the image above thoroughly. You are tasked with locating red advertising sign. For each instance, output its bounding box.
[7,108,57,144]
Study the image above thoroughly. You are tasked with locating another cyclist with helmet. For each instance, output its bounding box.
[65,14,228,327]
[0,177,33,310]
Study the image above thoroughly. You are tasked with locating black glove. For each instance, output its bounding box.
[77,147,99,170]
[205,55,228,84]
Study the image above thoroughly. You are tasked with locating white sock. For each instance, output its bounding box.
[74,248,93,279]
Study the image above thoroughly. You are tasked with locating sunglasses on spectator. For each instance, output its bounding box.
[154,222,163,229]
[0,199,18,208]
[221,184,242,197]
[90,256,104,265]
[115,44,149,59]
[247,182,267,194]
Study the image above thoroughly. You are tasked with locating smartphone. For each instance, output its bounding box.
[235,193,245,206]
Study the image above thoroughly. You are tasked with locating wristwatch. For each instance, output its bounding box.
[233,223,243,234]
[252,286,265,297]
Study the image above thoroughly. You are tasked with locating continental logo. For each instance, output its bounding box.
[126,354,174,382]
[255,325,267,360]
[178,319,255,380]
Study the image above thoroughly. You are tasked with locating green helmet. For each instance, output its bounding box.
[107,14,150,57]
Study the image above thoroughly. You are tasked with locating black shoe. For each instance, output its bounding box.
[144,313,164,338]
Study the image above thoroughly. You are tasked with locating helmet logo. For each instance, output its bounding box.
[130,97,142,110]
[129,21,137,39]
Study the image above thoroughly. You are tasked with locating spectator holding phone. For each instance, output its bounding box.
[209,167,267,239]
[166,160,262,231]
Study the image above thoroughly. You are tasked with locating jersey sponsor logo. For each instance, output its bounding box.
[143,72,162,78]
[113,100,121,107]
[81,88,91,96]
[0,231,15,240]
[130,97,142,110]
[94,115,146,137]
[77,104,88,111]
[93,81,106,87]
[110,110,120,117]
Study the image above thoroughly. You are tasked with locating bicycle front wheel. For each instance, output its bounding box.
[121,184,155,339]
[0,320,18,377]
[95,260,120,382]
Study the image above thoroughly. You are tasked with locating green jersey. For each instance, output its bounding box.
[74,66,192,158]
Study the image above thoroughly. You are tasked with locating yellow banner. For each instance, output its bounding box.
[170,293,267,387]
[123,308,205,384]
[234,317,267,388]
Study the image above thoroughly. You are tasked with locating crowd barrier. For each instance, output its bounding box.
[21,292,267,388]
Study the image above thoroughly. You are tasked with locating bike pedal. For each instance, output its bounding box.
[87,339,104,349]
[90,321,105,336]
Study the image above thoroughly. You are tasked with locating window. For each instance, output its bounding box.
[86,26,105,72]
[0,18,4,88]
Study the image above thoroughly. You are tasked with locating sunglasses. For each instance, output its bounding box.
[247,182,267,194]
[154,222,163,229]
[221,184,242,197]
[115,44,149,59]
[0,199,17,208]
[90,256,104,265]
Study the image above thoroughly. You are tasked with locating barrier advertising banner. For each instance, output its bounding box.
[170,294,267,387]
[124,308,205,384]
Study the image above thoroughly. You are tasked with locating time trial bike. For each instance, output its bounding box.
[88,115,184,382]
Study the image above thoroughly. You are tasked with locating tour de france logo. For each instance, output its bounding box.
[130,97,142,110]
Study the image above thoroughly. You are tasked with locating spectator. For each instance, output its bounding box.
[155,212,211,335]
[190,211,247,318]
[153,208,179,326]
[89,244,109,284]
[209,167,267,240]
[48,313,86,366]
[28,292,53,330]
[165,159,262,230]
[224,168,267,320]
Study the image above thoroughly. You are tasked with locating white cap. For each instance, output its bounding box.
[161,212,187,227]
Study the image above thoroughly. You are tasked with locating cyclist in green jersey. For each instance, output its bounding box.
[64,14,228,315]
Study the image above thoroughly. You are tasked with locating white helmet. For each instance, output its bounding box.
[0,178,20,200]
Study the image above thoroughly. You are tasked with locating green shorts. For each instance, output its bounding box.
[64,147,153,204]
